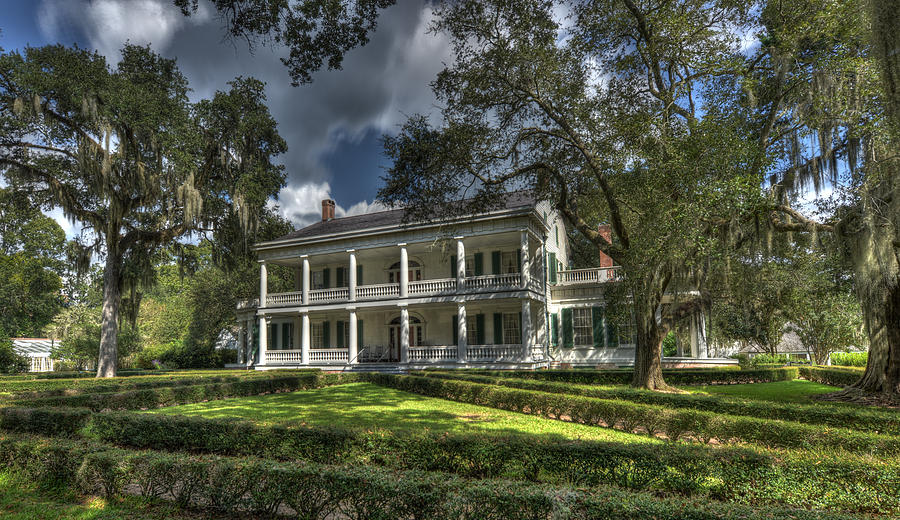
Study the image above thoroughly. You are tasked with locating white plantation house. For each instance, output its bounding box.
[234,193,712,370]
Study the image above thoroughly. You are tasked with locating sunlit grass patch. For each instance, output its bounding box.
[685,380,840,403]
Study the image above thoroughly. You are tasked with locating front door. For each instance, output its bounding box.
[389,324,423,361]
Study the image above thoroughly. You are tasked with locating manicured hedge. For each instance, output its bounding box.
[0,407,92,436]
[0,433,872,519]
[366,374,900,455]
[799,366,863,387]
[418,371,900,435]
[83,410,900,513]
[465,367,799,385]
[12,372,358,411]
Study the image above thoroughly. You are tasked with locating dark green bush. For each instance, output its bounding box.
[418,371,900,435]
[365,374,900,455]
[799,366,863,387]
[0,432,874,519]
[465,367,798,385]
[14,372,357,411]
[0,407,92,436]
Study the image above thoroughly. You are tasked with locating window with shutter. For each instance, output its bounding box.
[491,251,501,274]
[502,313,521,344]
[336,267,345,287]
[452,314,458,345]
[322,321,330,347]
[561,308,574,347]
[473,252,484,276]
[493,313,503,344]
[592,307,604,348]
[548,253,557,284]
[573,308,593,346]
[336,321,345,347]
[550,314,559,346]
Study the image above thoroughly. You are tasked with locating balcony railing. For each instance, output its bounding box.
[556,266,623,285]
[309,287,350,303]
[309,348,349,363]
[409,278,456,295]
[267,292,302,306]
[466,344,524,361]
[408,345,458,362]
[266,349,302,364]
[357,283,399,300]
[465,273,521,290]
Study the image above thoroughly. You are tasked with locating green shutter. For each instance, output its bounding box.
[323,321,330,347]
[269,324,277,350]
[474,252,484,276]
[283,323,291,349]
[491,251,501,274]
[607,316,619,348]
[493,313,503,344]
[548,253,557,284]
[450,255,457,278]
[476,314,485,344]
[336,267,345,287]
[561,308,574,347]
[357,265,363,286]
[336,321,345,347]
[357,320,363,347]
[592,307,604,348]
[452,314,458,345]
[550,314,559,346]
[323,268,331,289]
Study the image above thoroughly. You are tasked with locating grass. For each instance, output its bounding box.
[0,471,232,520]
[686,379,840,403]
[149,382,658,443]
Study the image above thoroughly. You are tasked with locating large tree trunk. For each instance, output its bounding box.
[632,279,672,390]
[96,245,122,378]
[852,281,900,394]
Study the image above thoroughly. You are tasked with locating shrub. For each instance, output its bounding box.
[830,352,868,367]
[365,374,900,455]
[0,407,92,436]
[465,367,798,385]
[0,432,876,519]
[418,371,900,435]
[799,366,863,387]
[13,372,357,411]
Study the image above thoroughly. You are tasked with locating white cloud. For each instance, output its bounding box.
[274,182,386,230]
[46,207,78,239]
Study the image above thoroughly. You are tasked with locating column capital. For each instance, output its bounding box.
[300,254,309,258]
[397,242,407,247]
[397,302,409,308]
[346,249,356,253]
[453,236,464,240]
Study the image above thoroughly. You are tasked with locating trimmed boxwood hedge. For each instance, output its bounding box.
[0,407,92,436]
[81,410,900,513]
[0,433,873,519]
[11,372,358,411]
[799,366,864,387]
[418,371,900,435]
[465,367,799,385]
[366,374,900,455]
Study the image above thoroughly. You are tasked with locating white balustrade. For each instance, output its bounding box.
[356,283,400,300]
[308,287,350,303]
[266,291,303,306]
[265,350,303,364]
[408,345,458,362]
[466,344,524,361]
[409,278,457,295]
[309,348,349,363]
[557,267,623,285]
[236,298,259,310]
[465,273,521,291]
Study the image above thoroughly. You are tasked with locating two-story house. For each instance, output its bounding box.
[234,193,709,370]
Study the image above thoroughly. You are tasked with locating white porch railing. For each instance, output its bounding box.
[409,278,457,295]
[467,344,524,361]
[357,283,400,300]
[465,273,521,291]
[266,292,303,306]
[309,348,349,363]
[408,345,458,362]
[309,287,350,303]
[266,350,302,364]
[236,298,259,310]
[557,267,623,285]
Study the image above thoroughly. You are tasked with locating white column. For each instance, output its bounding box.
[258,316,268,365]
[522,299,532,361]
[301,312,310,364]
[520,230,530,290]
[349,310,358,364]
[246,319,255,366]
[237,326,245,364]
[399,244,409,297]
[455,237,465,289]
[400,306,410,363]
[457,303,467,362]
[259,262,268,308]
[348,250,357,301]
[301,256,310,305]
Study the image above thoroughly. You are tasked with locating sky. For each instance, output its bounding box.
[0,0,451,235]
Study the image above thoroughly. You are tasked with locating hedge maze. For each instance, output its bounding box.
[0,367,896,519]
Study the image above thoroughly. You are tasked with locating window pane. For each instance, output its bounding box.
[502,313,521,344]
[573,308,593,346]
[312,271,324,290]
[467,319,479,345]
[501,252,517,274]
[311,323,323,348]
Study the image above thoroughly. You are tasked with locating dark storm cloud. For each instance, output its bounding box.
[37,0,450,227]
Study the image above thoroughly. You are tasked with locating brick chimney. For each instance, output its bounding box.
[597,224,613,268]
[321,199,335,221]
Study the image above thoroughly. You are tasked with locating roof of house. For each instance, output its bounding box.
[12,338,55,357]
[265,191,537,245]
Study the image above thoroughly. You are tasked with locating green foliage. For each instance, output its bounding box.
[799,366,865,387]
[419,372,898,435]
[0,332,28,374]
[45,305,140,370]
[831,352,868,367]
[367,374,900,455]
[0,407,92,437]
[0,432,876,519]
[662,331,677,357]
[464,367,799,386]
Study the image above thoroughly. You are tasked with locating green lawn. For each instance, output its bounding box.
[686,380,840,403]
[149,382,658,443]
[0,471,229,520]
